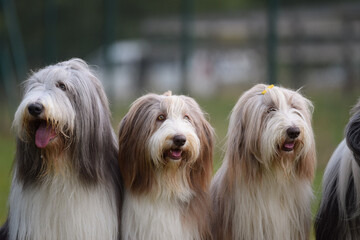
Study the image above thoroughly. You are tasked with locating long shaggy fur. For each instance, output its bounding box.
[0,58,122,240]
[211,84,316,240]
[315,99,360,240]
[118,91,214,240]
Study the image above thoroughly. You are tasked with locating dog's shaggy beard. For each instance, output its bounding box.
[119,92,214,240]
[147,113,201,201]
[13,82,74,176]
[259,105,314,179]
[211,84,316,240]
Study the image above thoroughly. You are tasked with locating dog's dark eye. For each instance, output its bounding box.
[267,107,276,113]
[56,82,67,91]
[157,114,166,121]
[184,115,191,121]
[291,104,300,110]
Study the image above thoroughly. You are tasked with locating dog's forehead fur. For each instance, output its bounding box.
[232,84,312,125]
[130,93,201,121]
[25,59,102,95]
[253,85,309,110]
[161,95,193,117]
[263,86,311,111]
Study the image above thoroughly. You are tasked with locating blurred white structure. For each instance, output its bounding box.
[90,3,360,100]
[89,40,263,100]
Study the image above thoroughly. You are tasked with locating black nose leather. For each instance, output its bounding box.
[28,103,44,117]
[287,127,300,139]
[173,134,186,147]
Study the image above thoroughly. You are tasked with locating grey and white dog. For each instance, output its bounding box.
[0,59,122,240]
[315,99,360,240]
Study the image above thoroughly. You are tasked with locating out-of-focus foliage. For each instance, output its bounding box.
[2,0,358,69]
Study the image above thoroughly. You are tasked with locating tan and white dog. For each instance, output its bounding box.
[118,91,214,240]
[211,84,316,240]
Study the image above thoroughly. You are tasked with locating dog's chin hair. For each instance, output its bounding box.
[37,139,69,176]
[211,84,316,240]
[154,170,195,202]
[149,136,201,170]
[261,140,309,179]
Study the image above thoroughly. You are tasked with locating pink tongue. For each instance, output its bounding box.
[284,142,295,149]
[35,122,57,148]
[170,149,182,158]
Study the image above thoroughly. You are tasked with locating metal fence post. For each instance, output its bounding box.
[266,0,278,85]
[180,0,194,94]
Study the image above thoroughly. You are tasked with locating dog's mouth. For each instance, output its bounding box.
[34,120,57,149]
[165,148,183,161]
[282,140,295,152]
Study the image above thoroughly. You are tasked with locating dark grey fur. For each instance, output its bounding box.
[315,100,360,240]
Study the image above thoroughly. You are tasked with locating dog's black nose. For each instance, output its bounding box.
[28,103,44,117]
[173,134,186,147]
[287,127,300,139]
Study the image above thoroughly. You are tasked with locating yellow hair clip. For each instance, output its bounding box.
[261,84,274,95]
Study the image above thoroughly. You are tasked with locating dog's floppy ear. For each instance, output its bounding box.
[118,94,159,194]
[346,101,360,165]
[225,92,263,183]
[194,112,214,190]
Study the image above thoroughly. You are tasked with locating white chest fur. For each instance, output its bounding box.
[122,192,200,240]
[8,174,118,240]
[232,177,313,240]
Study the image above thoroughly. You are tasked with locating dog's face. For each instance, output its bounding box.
[147,93,201,168]
[14,66,75,152]
[227,84,315,179]
[119,92,214,195]
[13,59,115,183]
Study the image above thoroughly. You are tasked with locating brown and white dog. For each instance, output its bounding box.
[118,91,214,240]
[211,84,316,240]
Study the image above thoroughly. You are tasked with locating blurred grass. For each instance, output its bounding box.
[0,88,359,238]
[0,133,14,224]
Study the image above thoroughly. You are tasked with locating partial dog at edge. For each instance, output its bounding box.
[211,84,316,240]
[118,91,214,240]
[0,59,123,240]
[315,98,360,240]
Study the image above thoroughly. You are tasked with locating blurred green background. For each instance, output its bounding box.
[2,0,360,239]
